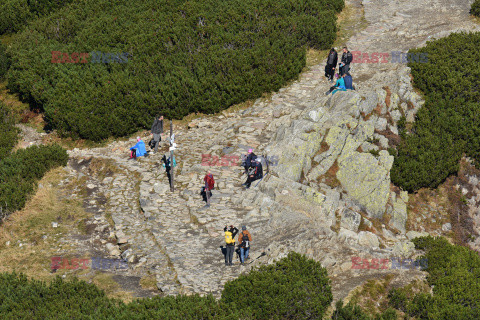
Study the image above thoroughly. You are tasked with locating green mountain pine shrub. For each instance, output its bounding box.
[5,0,344,140]
[0,102,19,160]
[0,144,68,218]
[0,0,75,34]
[0,253,332,319]
[0,42,10,79]
[387,236,480,319]
[391,32,480,192]
[471,0,480,17]
[221,252,333,319]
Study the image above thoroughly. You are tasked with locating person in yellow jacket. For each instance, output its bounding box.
[224,225,239,266]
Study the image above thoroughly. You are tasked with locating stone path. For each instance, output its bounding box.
[61,0,480,302]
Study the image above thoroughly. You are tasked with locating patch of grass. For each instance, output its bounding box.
[348,274,396,317]
[139,273,157,290]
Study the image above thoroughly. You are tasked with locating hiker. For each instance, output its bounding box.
[325,74,346,96]
[238,226,252,265]
[242,149,257,174]
[339,47,353,76]
[202,170,215,207]
[224,225,239,266]
[324,48,338,83]
[243,158,263,188]
[151,114,164,154]
[129,137,147,159]
[344,72,354,90]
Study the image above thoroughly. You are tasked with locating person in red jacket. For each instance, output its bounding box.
[203,171,215,207]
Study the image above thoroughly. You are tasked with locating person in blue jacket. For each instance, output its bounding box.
[130,137,147,159]
[325,74,347,96]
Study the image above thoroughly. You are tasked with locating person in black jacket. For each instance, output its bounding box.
[339,47,353,76]
[151,115,164,153]
[243,159,263,188]
[242,149,257,174]
[324,48,338,83]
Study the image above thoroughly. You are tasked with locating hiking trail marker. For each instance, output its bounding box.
[170,120,174,192]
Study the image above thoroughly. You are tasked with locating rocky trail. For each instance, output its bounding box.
[23,0,480,305]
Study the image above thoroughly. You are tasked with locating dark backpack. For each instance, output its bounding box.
[240,231,250,248]
[148,139,156,149]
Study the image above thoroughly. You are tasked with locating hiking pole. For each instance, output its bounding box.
[169,120,174,192]
[248,251,267,264]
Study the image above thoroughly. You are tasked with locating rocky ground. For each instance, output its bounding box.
[11,0,480,307]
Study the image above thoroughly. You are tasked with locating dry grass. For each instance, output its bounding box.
[139,273,158,290]
[348,274,395,316]
[322,160,341,188]
[0,167,89,282]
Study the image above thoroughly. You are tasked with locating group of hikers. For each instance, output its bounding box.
[324,46,355,95]
[224,225,252,266]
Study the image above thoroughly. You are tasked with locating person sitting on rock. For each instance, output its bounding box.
[243,158,263,188]
[344,72,355,90]
[238,226,252,265]
[242,149,257,174]
[224,225,239,266]
[130,137,147,159]
[325,74,346,96]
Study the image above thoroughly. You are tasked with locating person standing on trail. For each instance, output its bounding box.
[202,170,215,207]
[238,226,252,265]
[339,47,353,76]
[151,114,164,154]
[325,48,338,83]
[242,149,257,174]
[224,225,239,266]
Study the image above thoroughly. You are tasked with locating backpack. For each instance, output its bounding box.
[205,174,215,190]
[130,149,137,159]
[240,231,250,248]
[148,139,156,150]
[225,231,234,245]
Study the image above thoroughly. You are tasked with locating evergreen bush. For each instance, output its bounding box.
[5,0,344,140]
[0,144,68,218]
[391,32,480,192]
[221,252,333,319]
[0,42,10,79]
[471,0,480,17]
[387,236,480,319]
[0,102,19,160]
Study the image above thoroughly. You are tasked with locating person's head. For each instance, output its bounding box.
[256,158,261,164]
[248,149,253,154]
[335,73,340,79]
[158,114,163,120]
[343,46,348,53]
[242,226,247,231]
[330,48,336,54]
[137,136,141,142]
[206,170,211,175]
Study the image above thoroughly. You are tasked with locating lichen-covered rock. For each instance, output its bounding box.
[340,208,362,232]
[358,231,380,248]
[392,240,416,258]
[337,150,394,218]
[389,191,408,233]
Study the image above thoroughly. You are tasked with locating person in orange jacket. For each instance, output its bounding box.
[238,226,252,265]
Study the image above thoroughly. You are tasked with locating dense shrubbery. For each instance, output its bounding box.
[0,253,332,319]
[0,42,10,79]
[472,0,480,17]
[0,0,74,34]
[387,236,480,319]
[222,252,332,319]
[0,144,68,218]
[5,0,344,140]
[0,102,19,160]
[391,32,480,192]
